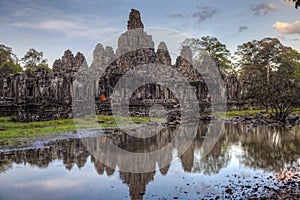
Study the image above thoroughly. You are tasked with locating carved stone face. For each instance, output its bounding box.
[127,9,144,30]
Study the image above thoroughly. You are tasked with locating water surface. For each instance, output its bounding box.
[1,123,300,199]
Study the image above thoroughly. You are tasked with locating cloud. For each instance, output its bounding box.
[273,21,300,34]
[276,34,286,40]
[238,26,248,33]
[2,0,120,40]
[15,179,80,190]
[251,3,278,15]
[170,6,216,23]
[192,7,217,23]
[170,13,187,19]
[10,15,120,40]
[12,20,78,31]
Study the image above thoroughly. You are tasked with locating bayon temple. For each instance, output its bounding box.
[0,9,244,121]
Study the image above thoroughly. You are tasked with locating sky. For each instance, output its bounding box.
[0,0,299,67]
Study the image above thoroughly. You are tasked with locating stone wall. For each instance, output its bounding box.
[0,9,244,121]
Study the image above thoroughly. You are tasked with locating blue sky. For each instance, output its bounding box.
[0,0,299,67]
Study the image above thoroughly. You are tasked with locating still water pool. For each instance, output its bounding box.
[0,122,300,199]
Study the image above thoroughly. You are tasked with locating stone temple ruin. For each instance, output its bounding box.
[0,9,243,121]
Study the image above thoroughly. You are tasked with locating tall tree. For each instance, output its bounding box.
[0,44,23,76]
[235,38,288,84]
[245,65,300,121]
[241,41,300,121]
[21,48,51,72]
[0,61,23,76]
[182,36,232,72]
[0,45,12,64]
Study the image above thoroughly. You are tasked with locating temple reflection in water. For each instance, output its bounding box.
[1,123,300,200]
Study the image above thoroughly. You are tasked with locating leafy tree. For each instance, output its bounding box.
[246,68,300,121]
[235,38,288,84]
[182,36,232,72]
[0,61,23,76]
[0,44,23,76]
[292,61,300,80]
[0,45,12,64]
[242,42,300,121]
[21,48,52,72]
[283,47,300,80]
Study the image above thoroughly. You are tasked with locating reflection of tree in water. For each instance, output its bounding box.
[178,123,300,174]
[0,159,12,173]
[1,124,300,199]
[197,135,231,175]
[0,138,90,171]
[180,122,232,174]
[240,125,300,172]
[0,137,159,200]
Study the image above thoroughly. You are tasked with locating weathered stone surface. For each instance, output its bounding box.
[91,44,116,73]
[53,50,86,73]
[127,9,144,30]
[180,46,193,63]
[156,42,171,66]
[0,9,244,121]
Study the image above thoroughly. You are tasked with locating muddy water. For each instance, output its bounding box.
[0,122,300,200]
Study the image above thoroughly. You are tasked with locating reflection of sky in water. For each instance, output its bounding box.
[0,152,274,200]
[0,123,300,199]
[0,159,129,200]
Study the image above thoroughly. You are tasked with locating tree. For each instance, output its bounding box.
[0,61,23,76]
[21,48,52,72]
[235,38,287,84]
[246,69,300,121]
[242,42,300,121]
[0,45,12,64]
[182,36,232,72]
[0,44,23,76]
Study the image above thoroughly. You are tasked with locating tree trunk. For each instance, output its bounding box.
[267,58,270,85]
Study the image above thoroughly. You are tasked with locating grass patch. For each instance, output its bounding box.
[213,110,264,118]
[214,107,300,118]
[292,108,300,114]
[1,108,299,140]
[0,115,151,139]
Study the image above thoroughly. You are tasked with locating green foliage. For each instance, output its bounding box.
[245,66,300,121]
[21,48,51,72]
[0,45,12,64]
[293,62,300,80]
[235,38,286,78]
[0,61,23,76]
[182,36,232,72]
[238,37,300,121]
[0,44,23,76]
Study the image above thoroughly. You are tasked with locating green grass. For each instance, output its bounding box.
[213,109,265,118]
[213,107,300,118]
[0,115,151,139]
[1,107,299,140]
[292,108,300,114]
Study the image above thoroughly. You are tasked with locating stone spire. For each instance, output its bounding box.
[127,9,144,30]
[116,9,154,61]
[52,49,87,73]
[156,42,171,65]
[180,46,193,63]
